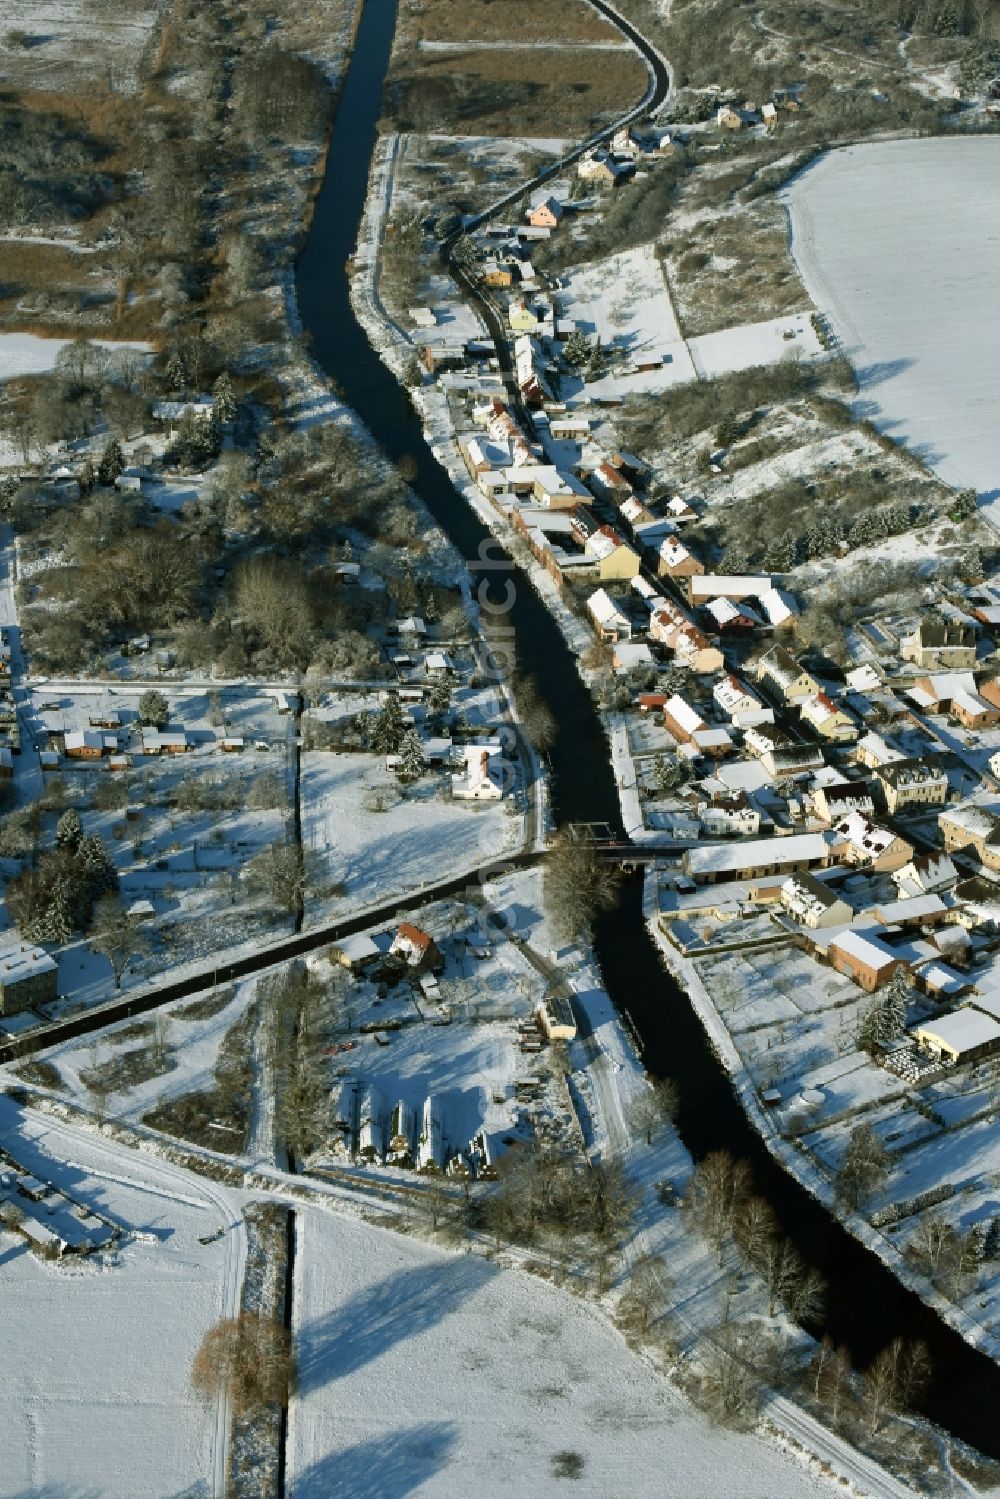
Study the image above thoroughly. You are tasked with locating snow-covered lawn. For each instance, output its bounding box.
[301,751,522,923]
[0,331,152,381]
[687,311,824,380]
[0,1096,243,1498]
[784,139,1000,510]
[558,245,698,398]
[288,1206,830,1499]
[10,685,297,1005]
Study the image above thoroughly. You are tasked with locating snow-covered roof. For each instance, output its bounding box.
[689,574,771,601]
[692,727,732,750]
[873,894,947,925]
[706,597,752,628]
[758,645,811,687]
[846,664,882,692]
[659,537,693,569]
[588,588,628,627]
[952,689,995,719]
[832,812,898,856]
[613,643,654,668]
[0,941,57,985]
[663,693,705,736]
[630,575,659,602]
[781,871,848,917]
[857,731,904,766]
[65,730,103,752]
[713,675,760,714]
[919,962,968,996]
[685,832,828,877]
[829,928,898,969]
[915,1007,1000,1056]
[757,586,796,625]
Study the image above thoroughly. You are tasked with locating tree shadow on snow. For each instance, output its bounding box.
[296,1257,498,1394]
[854,357,915,388]
[294,1421,458,1499]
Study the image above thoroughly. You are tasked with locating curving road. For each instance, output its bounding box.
[440,0,673,425]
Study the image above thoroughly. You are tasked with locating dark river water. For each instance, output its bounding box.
[295,0,1000,1449]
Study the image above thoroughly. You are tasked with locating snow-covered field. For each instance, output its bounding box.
[687,312,823,380]
[0,332,152,382]
[0,1097,243,1498]
[784,139,1000,511]
[288,1206,830,1499]
[0,0,163,92]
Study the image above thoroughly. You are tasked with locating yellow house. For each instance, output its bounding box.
[595,537,641,581]
[756,645,819,703]
[508,299,538,334]
[799,691,856,742]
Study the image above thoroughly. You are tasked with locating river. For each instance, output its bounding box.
[295,0,1000,1451]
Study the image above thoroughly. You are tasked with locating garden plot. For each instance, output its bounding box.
[698,946,873,1102]
[0,331,152,382]
[288,1206,830,1499]
[300,679,522,923]
[30,979,256,1125]
[16,685,296,1002]
[785,138,1000,509]
[557,245,698,399]
[400,133,572,219]
[0,1095,243,1499]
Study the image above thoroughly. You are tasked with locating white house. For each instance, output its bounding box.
[452,745,505,801]
[587,588,632,642]
[780,871,853,929]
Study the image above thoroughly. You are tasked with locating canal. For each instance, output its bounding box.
[295,0,1000,1450]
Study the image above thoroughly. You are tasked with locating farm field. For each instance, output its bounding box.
[784,139,1000,516]
[287,1205,830,1499]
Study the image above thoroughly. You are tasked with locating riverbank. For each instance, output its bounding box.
[646,894,1000,1368]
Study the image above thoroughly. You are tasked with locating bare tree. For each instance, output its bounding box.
[863,1343,900,1434]
[88,895,153,990]
[511,673,555,754]
[811,1335,853,1425]
[617,1253,671,1338]
[687,1151,752,1264]
[895,1338,932,1409]
[151,1012,171,1067]
[246,842,316,917]
[626,1077,680,1145]
[422,1177,456,1236]
[756,1237,825,1322]
[87,1074,110,1126]
[543,826,621,945]
[734,1195,777,1267]
[191,1313,295,1414]
[699,1322,763,1428]
[906,1213,979,1299]
[835,1122,890,1212]
[862,1336,931,1434]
